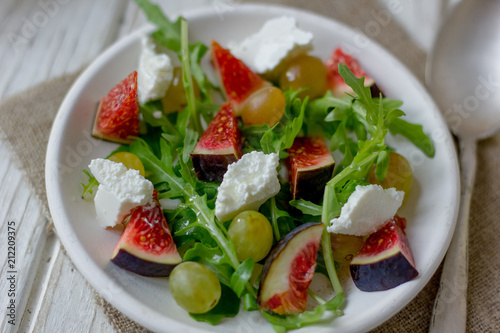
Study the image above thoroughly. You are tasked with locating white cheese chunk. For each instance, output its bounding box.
[327,184,404,236]
[137,36,174,104]
[89,158,154,228]
[228,16,313,75]
[215,151,280,222]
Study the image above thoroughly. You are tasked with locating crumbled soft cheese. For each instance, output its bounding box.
[228,16,313,75]
[327,184,404,236]
[137,36,174,104]
[215,151,280,222]
[88,158,154,228]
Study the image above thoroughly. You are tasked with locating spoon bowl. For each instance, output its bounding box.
[427,0,500,139]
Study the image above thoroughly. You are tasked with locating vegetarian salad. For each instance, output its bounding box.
[82,0,435,331]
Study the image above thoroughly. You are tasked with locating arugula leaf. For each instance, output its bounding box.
[135,0,182,52]
[389,118,435,157]
[244,293,259,311]
[241,123,271,153]
[183,242,234,286]
[190,284,240,325]
[230,258,254,297]
[182,128,199,163]
[259,92,307,157]
[169,207,218,250]
[81,170,98,199]
[189,41,213,100]
[260,196,295,241]
[289,199,322,217]
[180,18,203,135]
[375,150,390,182]
[261,294,344,331]
[129,138,257,299]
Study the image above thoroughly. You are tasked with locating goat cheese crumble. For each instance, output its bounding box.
[327,184,404,236]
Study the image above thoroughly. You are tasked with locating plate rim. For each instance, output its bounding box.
[45,3,460,332]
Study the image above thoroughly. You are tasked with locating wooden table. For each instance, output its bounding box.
[0,1,443,332]
[0,1,215,331]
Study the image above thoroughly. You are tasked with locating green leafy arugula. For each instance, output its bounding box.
[81,170,98,199]
[260,92,307,158]
[262,293,344,332]
[318,63,428,296]
[134,0,215,115]
[128,138,257,300]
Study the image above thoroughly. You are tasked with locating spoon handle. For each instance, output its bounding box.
[429,138,476,333]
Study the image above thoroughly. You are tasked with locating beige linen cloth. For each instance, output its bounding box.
[1,0,498,332]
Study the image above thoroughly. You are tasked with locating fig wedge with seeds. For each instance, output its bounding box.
[190,102,242,182]
[92,71,139,144]
[286,136,335,203]
[211,40,269,115]
[350,215,418,291]
[111,191,182,277]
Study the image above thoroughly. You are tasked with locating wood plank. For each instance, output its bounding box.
[21,243,114,333]
[0,2,218,333]
[0,164,45,333]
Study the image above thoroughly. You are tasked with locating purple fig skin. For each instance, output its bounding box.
[294,163,334,203]
[370,82,384,98]
[350,252,418,291]
[111,249,177,277]
[190,153,238,182]
[349,217,418,292]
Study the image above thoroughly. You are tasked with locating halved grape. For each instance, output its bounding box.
[161,67,200,114]
[240,86,285,127]
[330,233,365,265]
[368,152,413,198]
[108,152,145,176]
[228,210,273,262]
[169,261,221,314]
[279,55,328,100]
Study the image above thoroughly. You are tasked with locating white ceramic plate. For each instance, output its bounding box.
[46,3,459,333]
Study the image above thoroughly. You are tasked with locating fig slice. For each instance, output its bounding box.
[258,222,324,315]
[325,47,384,98]
[111,191,182,277]
[190,102,242,182]
[92,71,140,144]
[210,40,269,115]
[350,215,418,291]
[286,136,335,203]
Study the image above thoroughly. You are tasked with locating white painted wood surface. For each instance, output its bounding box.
[0,1,213,332]
[0,1,443,332]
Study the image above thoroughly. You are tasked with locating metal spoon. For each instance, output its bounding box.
[426,0,500,331]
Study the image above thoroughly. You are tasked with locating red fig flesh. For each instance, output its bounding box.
[190,102,242,182]
[286,136,335,203]
[210,40,268,113]
[325,47,383,98]
[111,191,182,277]
[258,222,324,315]
[92,71,139,144]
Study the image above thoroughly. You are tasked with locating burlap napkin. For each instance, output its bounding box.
[1,0,498,332]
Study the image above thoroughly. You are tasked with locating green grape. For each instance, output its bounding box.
[169,262,221,314]
[240,86,285,127]
[368,152,413,199]
[161,67,200,114]
[108,152,145,176]
[330,233,365,265]
[279,55,328,100]
[228,210,274,262]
